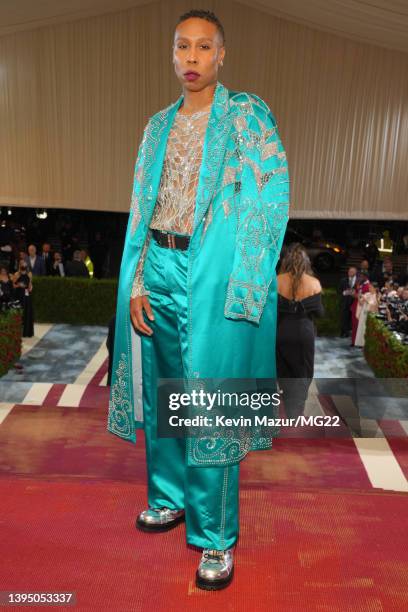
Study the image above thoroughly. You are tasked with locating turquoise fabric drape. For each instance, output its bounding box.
[107,81,290,467]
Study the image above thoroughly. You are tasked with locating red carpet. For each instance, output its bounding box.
[0,402,392,491]
[1,397,407,610]
[1,478,407,611]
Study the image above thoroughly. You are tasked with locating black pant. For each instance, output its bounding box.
[340,297,353,335]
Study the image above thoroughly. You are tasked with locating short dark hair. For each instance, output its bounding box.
[176,9,225,45]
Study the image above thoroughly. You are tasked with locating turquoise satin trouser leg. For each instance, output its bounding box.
[140,237,239,550]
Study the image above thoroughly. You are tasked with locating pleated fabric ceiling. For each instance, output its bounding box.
[0,0,407,218]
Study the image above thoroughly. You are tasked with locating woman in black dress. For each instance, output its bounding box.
[12,261,34,337]
[276,243,325,416]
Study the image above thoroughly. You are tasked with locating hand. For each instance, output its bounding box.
[130,295,154,336]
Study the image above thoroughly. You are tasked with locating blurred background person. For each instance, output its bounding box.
[355,282,380,348]
[25,244,45,276]
[276,243,324,416]
[41,242,54,276]
[339,266,357,338]
[51,251,65,277]
[12,260,34,337]
[0,264,14,309]
[17,251,27,272]
[359,259,371,277]
[372,256,396,288]
[80,249,94,278]
[65,250,89,278]
[350,270,370,347]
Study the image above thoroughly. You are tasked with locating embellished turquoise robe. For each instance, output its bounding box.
[107,80,290,466]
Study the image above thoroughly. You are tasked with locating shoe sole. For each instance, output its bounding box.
[135,513,185,533]
[195,567,234,591]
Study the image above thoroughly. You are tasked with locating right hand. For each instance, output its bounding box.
[130,296,154,336]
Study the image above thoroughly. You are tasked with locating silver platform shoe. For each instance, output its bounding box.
[195,548,234,590]
[136,507,185,532]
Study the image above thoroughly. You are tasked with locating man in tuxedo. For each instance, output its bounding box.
[25,244,45,276]
[339,266,357,337]
[41,242,54,276]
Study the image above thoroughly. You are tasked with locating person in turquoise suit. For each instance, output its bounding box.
[107,9,290,590]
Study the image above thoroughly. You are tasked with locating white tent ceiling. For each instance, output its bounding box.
[1,0,408,54]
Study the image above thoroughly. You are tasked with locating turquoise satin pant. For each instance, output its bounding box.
[140,235,239,550]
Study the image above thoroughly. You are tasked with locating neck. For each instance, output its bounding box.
[180,82,217,114]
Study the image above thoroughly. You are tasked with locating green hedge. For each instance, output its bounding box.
[364,314,408,377]
[32,277,118,325]
[31,277,341,335]
[0,309,22,376]
[316,288,340,337]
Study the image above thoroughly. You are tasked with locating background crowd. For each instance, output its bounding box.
[339,256,408,348]
[0,217,110,337]
[0,217,109,278]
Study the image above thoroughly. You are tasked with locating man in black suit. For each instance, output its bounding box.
[41,242,54,276]
[25,244,45,276]
[339,266,357,337]
[65,250,89,277]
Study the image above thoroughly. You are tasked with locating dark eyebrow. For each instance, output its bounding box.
[175,37,213,42]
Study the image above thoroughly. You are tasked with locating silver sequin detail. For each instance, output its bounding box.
[131,107,210,297]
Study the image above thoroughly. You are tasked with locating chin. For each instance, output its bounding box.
[182,78,201,86]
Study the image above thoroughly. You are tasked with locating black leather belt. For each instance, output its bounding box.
[152,229,190,250]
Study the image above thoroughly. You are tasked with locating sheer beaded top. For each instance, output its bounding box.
[131,104,211,297]
[149,104,212,235]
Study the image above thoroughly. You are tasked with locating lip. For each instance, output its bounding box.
[184,71,200,81]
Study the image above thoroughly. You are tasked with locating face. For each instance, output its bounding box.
[28,245,36,256]
[173,18,225,91]
[384,260,392,272]
[43,243,50,252]
[361,260,369,269]
[402,289,408,300]
[348,268,357,277]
